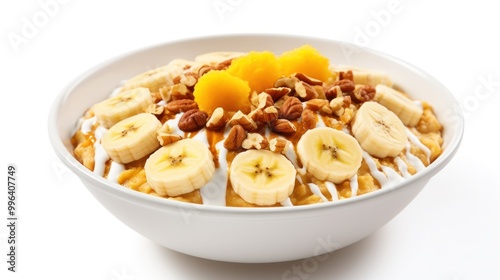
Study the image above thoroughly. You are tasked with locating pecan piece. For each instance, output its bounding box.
[270,119,296,134]
[157,133,183,146]
[228,111,258,131]
[278,97,303,120]
[305,98,332,115]
[339,70,354,81]
[167,83,194,101]
[206,107,227,130]
[352,85,376,103]
[178,109,208,132]
[274,76,298,89]
[301,109,317,130]
[295,81,318,101]
[269,137,289,154]
[330,97,348,117]
[251,106,279,124]
[257,92,274,109]
[223,125,246,151]
[325,79,355,99]
[242,133,269,150]
[146,104,165,115]
[198,65,216,77]
[293,73,323,86]
[264,87,292,102]
[166,99,199,113]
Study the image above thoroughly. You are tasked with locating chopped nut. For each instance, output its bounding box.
[146,104,165,115]
[228,111,258,131]
[343,95,352,107]
[278,96,303,120]
[305,99,329,112]
[242,133,269,150]
[249,90,260,108]
[293,73,323,86]
[252,106,279,124]
[301,109,317,130]
[324,85,342,100]
[180,72,198,87]
[223,125,246,151]
[169,83,194,101]
[257,92,274,109]
[198,65,216,77]
[339,70,354,81]
[206,107,227,130]
[325,79,355,99]
[295,81,318,101]
[329,97,346,117]
[158,85,171,102]
[274,76,297,89]
[178,109,208,132]
[352,85,376,103]
[157,133,183,146]
[165,99,199,113]
[270,119,296,134]
[158,122,174,134]
[216,58,234,70]
[313,85,327,100]
[340,107,354,125]
[269,137,289,154]
[264,87,292,102]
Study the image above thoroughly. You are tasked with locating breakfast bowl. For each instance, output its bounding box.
[48,34,463,263]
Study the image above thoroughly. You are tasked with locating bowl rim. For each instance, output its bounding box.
[48,33,464,215]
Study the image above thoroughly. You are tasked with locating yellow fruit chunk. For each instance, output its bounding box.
[193,70,251,114]
[278,44,332,81]
[226,51,282,92]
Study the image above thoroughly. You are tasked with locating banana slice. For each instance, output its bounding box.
[145,138,215,197]
[122,65,173,93]
[229,150,296,206]
[352,101,407,158]
[297,127,363,184]
[93,87,153,129]
[101,113,161,164]
[195,51,246,65]
[373,84,423,127]
[334,66,392,86]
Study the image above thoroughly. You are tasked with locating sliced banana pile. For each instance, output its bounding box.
[75,49,440,208]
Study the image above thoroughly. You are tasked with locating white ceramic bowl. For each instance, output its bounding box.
[48,34,463,263]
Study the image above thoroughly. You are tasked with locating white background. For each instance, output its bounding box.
[1,0,499,279]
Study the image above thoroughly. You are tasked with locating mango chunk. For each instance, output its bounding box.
[193,70,251,114]
[226,51,282,92]
[278,44,332,82]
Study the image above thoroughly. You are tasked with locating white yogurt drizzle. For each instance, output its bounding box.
[315,114,326,127]
[280,198,293,207]
[394,156,412,178]
[362,151,388,187]
[308,183,329,202]
[325,181,339,201]
[81,116,97,134]
[107,161,125,183]
[166,113,184,135]
[349,174,358,197]
[406,128,431,164]
[405,141,426,172]
[199,140,228,206]
[91,126,110,177]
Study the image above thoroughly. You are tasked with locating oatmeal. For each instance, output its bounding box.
[71,45,443,207]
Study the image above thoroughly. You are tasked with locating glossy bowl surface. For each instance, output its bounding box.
[48,34,463,263]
